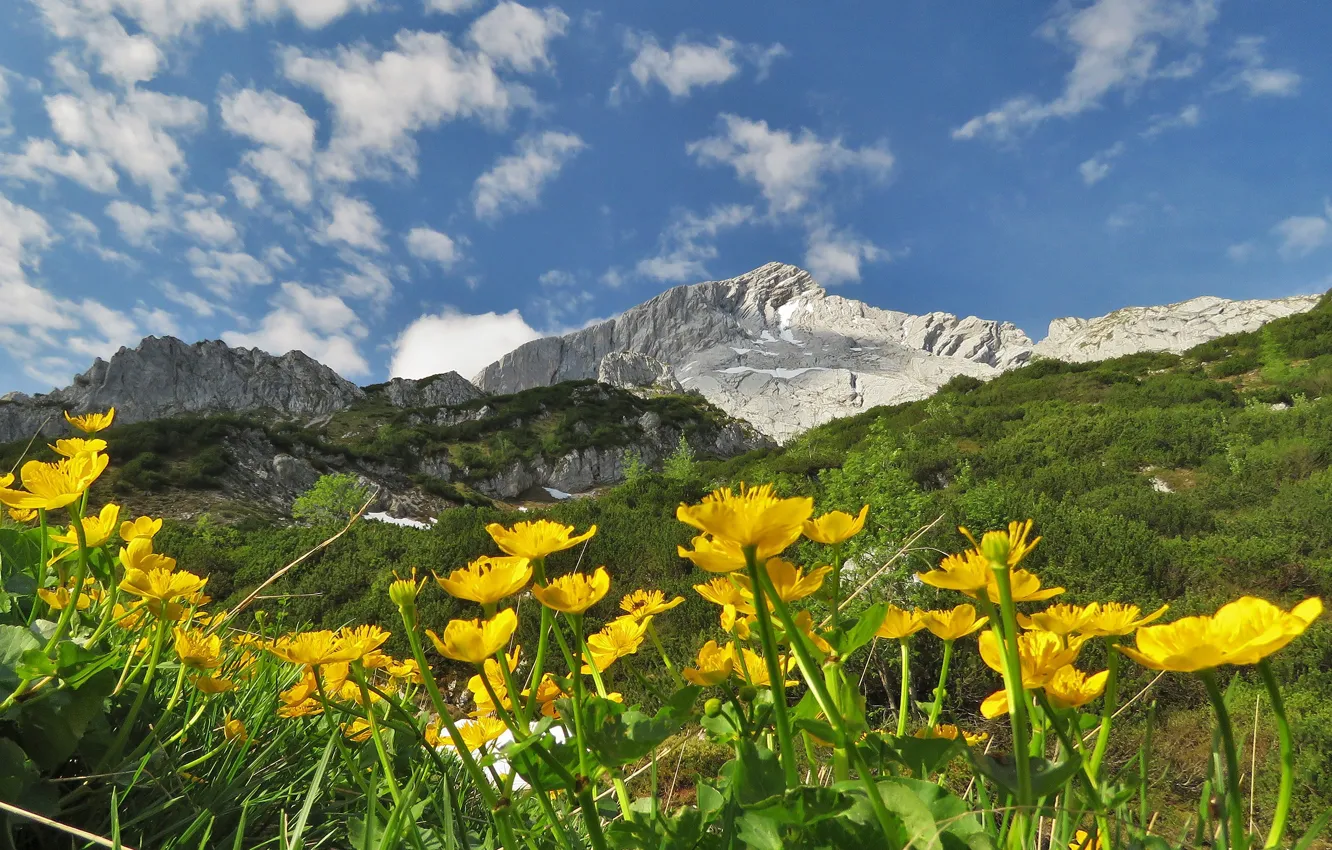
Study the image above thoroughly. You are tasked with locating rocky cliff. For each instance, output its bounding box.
[474,263,1323,442]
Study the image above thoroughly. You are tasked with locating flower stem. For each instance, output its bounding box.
[986,569,1034,809]
[743,546,799,787]
[646,622,684,688]
[104,617,169,767]
[568,614,611,850]
[354,664,405,808]
[43,502,91,652]
[1088,640,1120,778]
[926,640,954,734]
[896,639,912,737]
[1257,660,1293,849]
[523,557,551,722]
[1201,669,1247,850]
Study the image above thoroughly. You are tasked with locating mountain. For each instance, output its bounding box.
[475,262,1323,441]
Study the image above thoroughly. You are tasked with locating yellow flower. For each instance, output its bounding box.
[343,718,373,742]
[0,454,110,512]
[877,605,927,640]
[447,717,509,752]
[113,602,146,630]
[1069,830,1104,850]
[790,610,833,654]
[1080,602,1168,637]
[914,724,988,746]
[1002,569,1064,604]
[120,515,163,542]
[979,629,1087,688]
[50,502,121,552]
[916,550,990,595]
[388,658,425,685]
[677,483,813,554]
[720,605,753,640]
[1044,665,1110,710]
[64,408,115,434]
[962,519,1041,567]
[530,567,610,615]
[223,715,247,743]
[119,537,176,573]
[279,698,323,719]
[173,628,223,670]
[192,675,236,695]
[1020,603,1098,636]
[733,559,832,603]
[427,609,518,664]
[338,625,390,660]
[468,647,520,715]
[803,505,869,544]
[119,567,208,619]
[980,690,1011,720]
[677,534,752,574]
[1119,596,1322,672]
[683,640,734,686]
[8,508,36,523]
[269,630,361,666]
[49,437,108,458]
[693,577,754,613]
[728,643,795,688]
[585,616,648,672]
[923,604,989,641]
[619,589,684,622]
[485,519,596,560]
[435,556,532,605]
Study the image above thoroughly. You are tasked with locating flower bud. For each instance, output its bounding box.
[389,568,423,609]
[703,698,723,718]
[979,531,1011,567]
[737,685,758,703]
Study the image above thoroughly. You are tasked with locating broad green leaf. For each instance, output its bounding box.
[969,749,1084,800]
[836,602,888,656]
[733,740,784,806]
[746,785,854,826]
[0,624,41,694]
[874,777,945,850]
[736,812,784,850]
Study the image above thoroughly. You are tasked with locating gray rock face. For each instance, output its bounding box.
[475,262,1035,442]
[1033,294,1323,363]
[596,352,684,394]
[0,336,365,443]
[376,372,485,408]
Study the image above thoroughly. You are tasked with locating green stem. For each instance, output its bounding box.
[1257,660,1293,849]
[522,557,551,722]
[43,502,90,651]
[743,546,799,787]
[568,614,611,850]
[354,665,405,808]
[926,640,954,734]
[29,509,47,626]
[984,568,1034,820]
[1088,640,1120,778]
[1201,669,1247,850]
[896,639,912,737]
[104,617,169,767]
[646,621,684,688]
[828,541,843,623]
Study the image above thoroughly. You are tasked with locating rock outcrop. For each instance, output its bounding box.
[596,352,684,394]
[1032,294,1323,363]
[373,372,485,408]
[0,337,364,443]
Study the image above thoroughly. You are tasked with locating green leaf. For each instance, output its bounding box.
[869,733,965,778]
[1294,807,1332,850]
[792,716,840,746]
[736,812,784,850]
[969,749,1084,799]
[587,702,691,767]
[696,781,724,819]
[874,777,945,850]
[699,700,743,743]
[17,668,115,771]
[733,740,784,806]
[0,624,41,693]
[746,785,854,826]
[832,602,887,656]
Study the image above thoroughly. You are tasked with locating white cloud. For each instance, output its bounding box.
[45,79,206,195]
[803,225,886,285]
[1079,142,1125,185]
[182,207,240,246]
[473,130,585,220]
[65,211,132,264]
[257,0,377,29]
[426,0,481,12]
[618,34,787,100]
[264,245,295,268]
[320,194,385,251]
[188,247,273,291]
[220,88,317,206]
[336,253,393,299]
[0,138,119,192]
[105,200,172,246]
[65,299,141,359]
[162,281,226,318]
[1141,103,1201,138]
[230,173,262,208]
[953,0,1218,141]
[390,306,542,380]
[1224,36,1301,98]
[635,204,753,283]
[467,2,569,73]
[283,31,533,181]
[1273,212,1330,260]
[405,226,462,268]
[0,193,69,333]
[538,269,575,287]
[132,304,180,337]
[1226,241,1256,262]
[688,115,893,215]
[225,282,370,377]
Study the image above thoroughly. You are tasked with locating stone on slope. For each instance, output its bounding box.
[374,372,485,408]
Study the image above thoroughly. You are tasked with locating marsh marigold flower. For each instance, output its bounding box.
[923,604,989,641]
[729,643,795,688]
[963,519,1041,567]
[0,454,110,512]
[38,581,97,611]
[1080,602,1168,637]
[677,534,753,574]
[803,505,869,544]
[734,559,831,604]
[449,717,508,752]
[693,577,754,613]
[435,556,532,606]
[915,724,988,746]
[791,610,833,654]
[343,718,373,743]
[720,605,754,640]
[1020,602,1099,636]
[192,675,236,695]
[1043,665,1110,710]
[65,408,115,434]
[223,715,247,743]
[120,537,176,573]
[428,608,518,664]
[683,640,734,686]
[619,589,684,621]
[269,630,360,667]
[979,629,1087,688]
[1001,569,1064,604]
[877,605,928,640]
[120,515,163,542]
[677,483,813,554]
[531,567,610,615]
[917,550,990,595]
[1118,596,1322,672]
[51,502,121,552]
[485,519,596,560]
[50,437,107,458]
[173,628,223,670]
[585,616,648,672]
[8,508,36,523]
[120,566,207,619]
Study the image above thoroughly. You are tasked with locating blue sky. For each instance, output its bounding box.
[0,0,1328,391]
